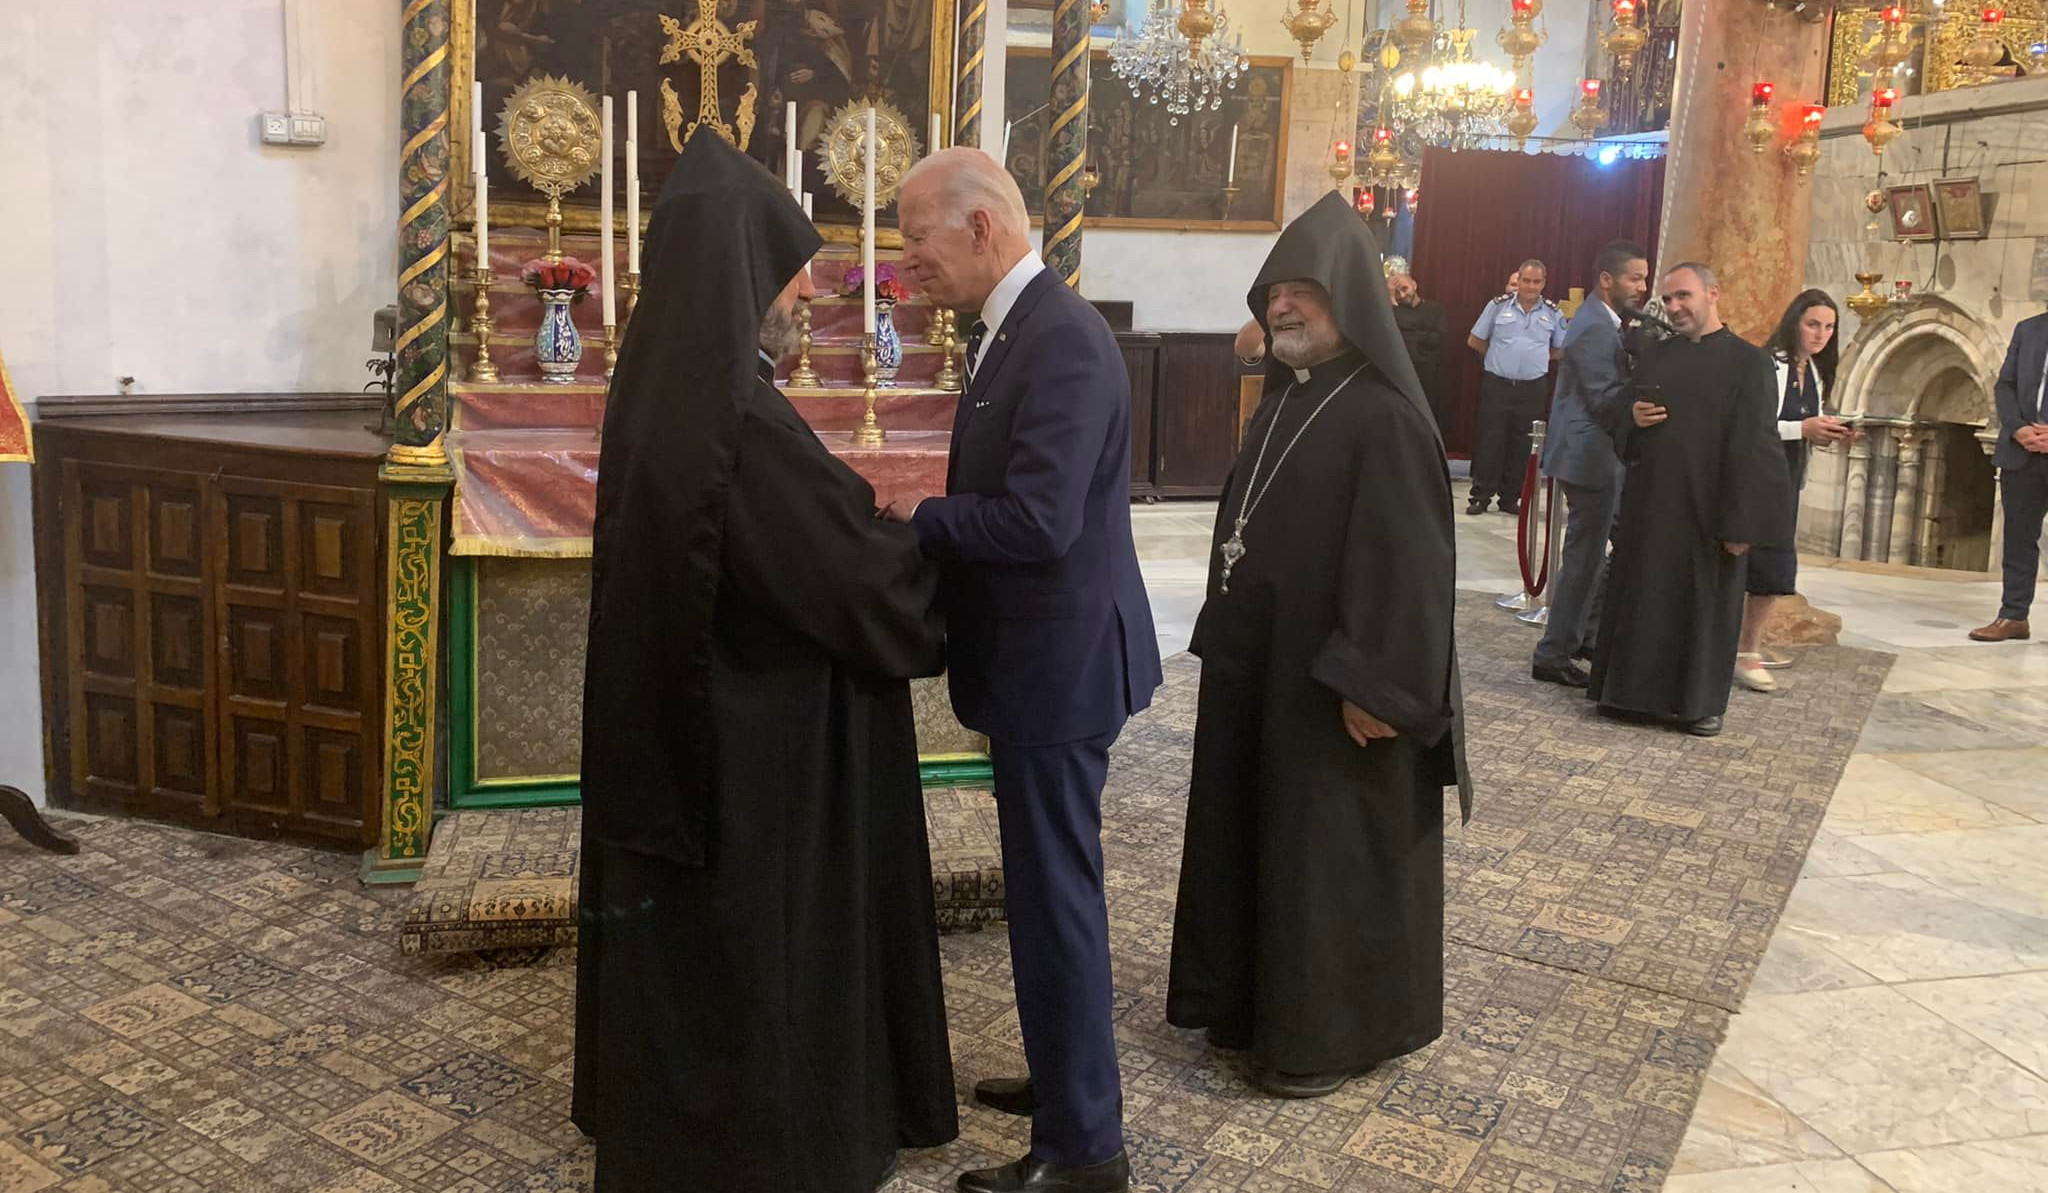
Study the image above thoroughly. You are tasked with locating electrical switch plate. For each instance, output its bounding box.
[289,114,327,145]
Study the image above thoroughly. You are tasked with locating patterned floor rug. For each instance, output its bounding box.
[0,593,1889,1193]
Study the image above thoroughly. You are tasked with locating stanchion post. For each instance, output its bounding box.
[1499,418,1549,614]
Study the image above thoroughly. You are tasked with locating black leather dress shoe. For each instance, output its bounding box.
[957,1151,1131,1193]
[973,1076,1035,1117]
[1254,1067,1355,1099]
[1687,715,1724,737]
[1497,502,1520,517]
[1466,496,1489,515]
[1531,660,1590,688]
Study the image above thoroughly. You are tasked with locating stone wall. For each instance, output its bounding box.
[1798,75,2048,575]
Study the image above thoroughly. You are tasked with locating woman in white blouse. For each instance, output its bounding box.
[1735,290,1855,692]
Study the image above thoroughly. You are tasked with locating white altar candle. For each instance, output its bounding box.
[626,90,640,274]
[930,111,942,157]
[1001,119,1013,162]
[862,107,877,336]
[473,81,489,268]
[786,99,800,192]
[802,191,813,218]
[1227,124,1239,187]
[600,95,616,327]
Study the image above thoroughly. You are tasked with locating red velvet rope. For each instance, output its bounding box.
[1515,456,1553,598]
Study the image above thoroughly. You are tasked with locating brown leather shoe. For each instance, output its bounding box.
[1968,619,2032,642]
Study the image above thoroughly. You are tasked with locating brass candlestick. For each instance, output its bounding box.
[1220,184,1240,220]
[603,323,618,378]
[622,269,641,329]
[470,266,501,383]
[925,303,948,347]
[853,335,886,446]
[790,298,821,387]
[935,310,962,392]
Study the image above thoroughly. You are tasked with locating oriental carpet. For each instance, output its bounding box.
[0,593,1889,1192]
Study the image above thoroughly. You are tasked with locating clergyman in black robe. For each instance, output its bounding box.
[1589,262,1794,736]
[572,130,957,1193]
[1167,192,1474,1099]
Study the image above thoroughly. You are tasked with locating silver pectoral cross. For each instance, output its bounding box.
[1219,518,1247,593]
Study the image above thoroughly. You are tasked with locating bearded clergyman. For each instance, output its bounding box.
[573,129,956,1193]
[1166,192,1473,1099]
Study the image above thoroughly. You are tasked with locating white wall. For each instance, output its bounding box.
[0,0,400,805]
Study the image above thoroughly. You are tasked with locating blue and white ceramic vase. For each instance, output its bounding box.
[875,299,902,385]
[535,288,583,383]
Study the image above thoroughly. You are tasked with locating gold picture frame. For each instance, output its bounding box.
[451,0,959,248]
[1887,183,1938,241]
[1931,175,1988,239]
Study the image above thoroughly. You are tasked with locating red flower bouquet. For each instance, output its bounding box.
[839,262,904,303]
[523,257,598,299]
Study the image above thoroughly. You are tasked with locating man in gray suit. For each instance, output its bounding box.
[1969,310,2048,642]
[1531,241,1650,687]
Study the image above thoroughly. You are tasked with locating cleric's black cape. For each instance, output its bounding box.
[1590,327,1794,722]
[1167,193,1470,1075]
[573,132,956,1192]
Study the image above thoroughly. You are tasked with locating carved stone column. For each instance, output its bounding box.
[1041,0,1089,287]
[1866,425,1900,564]
[1980,429,2005,574]
[1801,440,1849,555]
[1657,1,1830,341]
[1887,426,1926,566]
[1916,431,1948,566]
[1840,431,1872,561]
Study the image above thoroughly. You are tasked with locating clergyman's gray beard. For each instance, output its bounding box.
[760,307,799,359]
[1270,327,1337,368]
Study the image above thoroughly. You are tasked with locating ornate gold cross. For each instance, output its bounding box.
[659,0,759,152]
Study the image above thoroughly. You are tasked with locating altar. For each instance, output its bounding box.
[437,230,989,815]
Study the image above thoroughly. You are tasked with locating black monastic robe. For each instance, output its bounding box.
[1589,327,1794,722]
[572,130,955,1193]
[1168,192,1470,1077]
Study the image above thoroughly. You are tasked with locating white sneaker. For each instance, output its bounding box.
[1734,653,1777,692]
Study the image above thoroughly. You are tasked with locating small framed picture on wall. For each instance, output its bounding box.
[1932,176,1988,239]
[1887,184,1938,241]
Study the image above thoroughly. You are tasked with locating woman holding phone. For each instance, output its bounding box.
[1735,289,1853,692]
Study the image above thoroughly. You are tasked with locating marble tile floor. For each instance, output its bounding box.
[1129,497,2048,1193]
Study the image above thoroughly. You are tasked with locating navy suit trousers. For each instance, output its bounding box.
[990,730,1124,1168]
[1999,456,2048,620]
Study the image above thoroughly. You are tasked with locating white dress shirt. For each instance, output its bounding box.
[970,251,1045,376]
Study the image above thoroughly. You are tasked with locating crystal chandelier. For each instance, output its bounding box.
[1392,27,1515,149]
[1109,0,1251,126]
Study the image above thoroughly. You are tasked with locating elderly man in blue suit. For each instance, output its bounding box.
[884,147,1163,1193]
[1530,240,1651,687]
[1970,309,2048,642]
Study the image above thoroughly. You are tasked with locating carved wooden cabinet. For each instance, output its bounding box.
[33,401,390,846]
[1119,331,1251,499]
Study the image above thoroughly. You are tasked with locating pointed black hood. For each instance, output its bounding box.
[1248,191,1430,425]
[581,130,821,866]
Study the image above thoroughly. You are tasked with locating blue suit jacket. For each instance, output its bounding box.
[1993,312,2048,471]
[912,270,1163,746]
[1540,297,1631,490]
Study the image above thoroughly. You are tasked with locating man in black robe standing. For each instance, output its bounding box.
[573,130,957,1193]
[1168,192,1472,1099]
[1388,271,1449,427]
[1589,263,1794,737]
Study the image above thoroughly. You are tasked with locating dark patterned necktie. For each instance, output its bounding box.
[964,318,988,386]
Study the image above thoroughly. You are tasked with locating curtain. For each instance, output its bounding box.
[1411,149,1665,457]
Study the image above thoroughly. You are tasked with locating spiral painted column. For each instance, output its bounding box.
[1042,0,1089,288]
[954,0,987,148]
[371,0,457,883]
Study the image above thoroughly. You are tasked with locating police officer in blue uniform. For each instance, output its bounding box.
[1465,260,1568,515]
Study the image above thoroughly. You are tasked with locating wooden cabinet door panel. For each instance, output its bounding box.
[61,461,218,814]
[1119,337,1160,488]
[1154,335,1241,493]
[212,477,380,844]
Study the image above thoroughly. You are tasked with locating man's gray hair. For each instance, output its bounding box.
[1665,261,1718,288]
[901,147,1030,237]
[1518,258,1547,276]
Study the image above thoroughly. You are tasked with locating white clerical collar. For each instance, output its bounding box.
[1292,367,1312,383]
[977,251,1044,341]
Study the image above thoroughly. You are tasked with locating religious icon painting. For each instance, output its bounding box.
[1886,183,1938,241]
[1931,176,1989,239]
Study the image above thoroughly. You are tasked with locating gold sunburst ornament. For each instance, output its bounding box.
[819,99,920,210]
[498,75,604,263]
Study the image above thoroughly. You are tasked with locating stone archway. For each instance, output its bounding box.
[1801,300,2004,571]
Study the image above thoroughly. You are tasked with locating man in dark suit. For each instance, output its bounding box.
[1389,272,1449,427]
[1970,311,2048,642]
[887,147,1162,1193]
[1530,241,1649,687]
